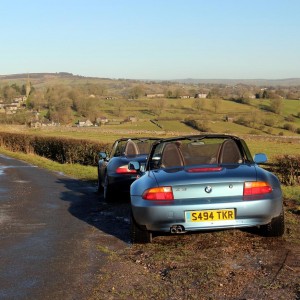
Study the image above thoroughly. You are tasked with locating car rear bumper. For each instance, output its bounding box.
[109,174,138,193]
[131,196,283,232]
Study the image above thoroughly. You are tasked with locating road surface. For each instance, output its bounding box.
[0,154,129,300]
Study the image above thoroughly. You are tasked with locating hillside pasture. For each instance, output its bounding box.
[96,97,300,137]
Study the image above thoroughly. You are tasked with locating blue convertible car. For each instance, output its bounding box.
[97,137,159,201]
[129,134,285,243]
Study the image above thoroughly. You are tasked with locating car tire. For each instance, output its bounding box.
[260,210,285,237]
[96,170,103,193]
[103,174,114,202]
[130,213,153,244]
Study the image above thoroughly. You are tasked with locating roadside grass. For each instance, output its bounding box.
[0,147,97,182]
[283,185,300,205]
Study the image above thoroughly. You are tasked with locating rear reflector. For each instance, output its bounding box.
[243,181,272,196]
[187,167,222,173]
[142,186,174,200]
[116,165,137,174]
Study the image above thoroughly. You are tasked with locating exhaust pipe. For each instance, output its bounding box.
[170,226,177,234]
[170,225,186,234]
[177,226,183,233]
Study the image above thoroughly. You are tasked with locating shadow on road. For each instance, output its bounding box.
[56,177,131,244]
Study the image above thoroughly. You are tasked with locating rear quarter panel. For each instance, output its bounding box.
[131,171,158,196]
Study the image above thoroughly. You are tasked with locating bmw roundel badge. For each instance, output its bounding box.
[205,186,212,193]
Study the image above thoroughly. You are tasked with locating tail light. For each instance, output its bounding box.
[187,167,222,173]
[116,165,137,174]
[243,181,272,196]
[142,186,174,200]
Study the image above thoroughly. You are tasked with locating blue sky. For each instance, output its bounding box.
[1,0,300,79]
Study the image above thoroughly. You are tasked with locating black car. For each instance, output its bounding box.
[97,137,160,201]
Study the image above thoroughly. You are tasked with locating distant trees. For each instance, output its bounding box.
[270,98,284,115]
[207,87,221,99]
[114,100,124,117]
[44,86,73,123]
[128,85,145,99]
[192,98,206,112]
[2,85,17,101]
[211,98,221,113]
[286,89,300,99]
[173,87,186,98]
[42,84,103,123]
[30,84,109,123]
[84,83,107,96]
[165,89,173,98]
[153,99,166,116]
[73,97,100,121]
[0,83,30,100]
[46,101,73,124]
[27,90,47,111]
[1,77,300,128]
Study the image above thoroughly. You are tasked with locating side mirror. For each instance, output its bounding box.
[254,153,267,164]
[149,156,161,169]
[128,161,140,171]
[99,152,107,160]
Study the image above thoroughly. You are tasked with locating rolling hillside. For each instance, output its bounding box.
[1,72,300,87]
[0,72,299,139]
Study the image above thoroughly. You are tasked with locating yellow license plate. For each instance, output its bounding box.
[185,209,235,222]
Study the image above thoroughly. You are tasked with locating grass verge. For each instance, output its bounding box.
[0,147,97,182]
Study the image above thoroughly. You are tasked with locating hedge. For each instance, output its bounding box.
[0,132,110,166]
[272,154,300,186]
[183,119,211,132]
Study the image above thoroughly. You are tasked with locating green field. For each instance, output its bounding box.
[79,97,300,138]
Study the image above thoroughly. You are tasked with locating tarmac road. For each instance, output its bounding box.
[0,154,129,300]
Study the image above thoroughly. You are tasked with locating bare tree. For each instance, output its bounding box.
[211,98,221,113]
[128,85,145,99]
[28,90,47,111]
[153,99,166,116]
[2,86,17,101]
[270,98,284,115]
[192,98,206,112]
[114,100,124,117]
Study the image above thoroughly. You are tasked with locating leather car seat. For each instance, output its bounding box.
[219,140,242,163]
[124,140,140,156]
[161,143,184,168]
